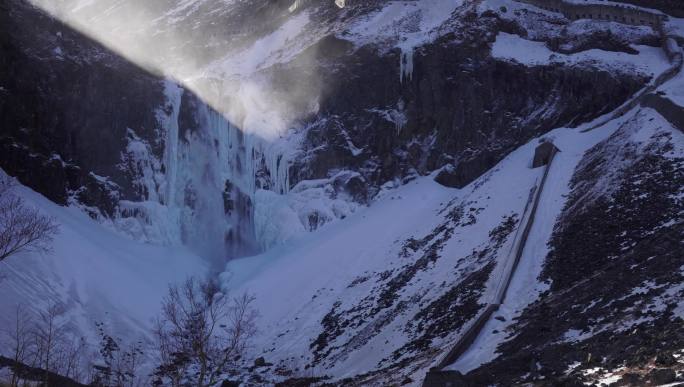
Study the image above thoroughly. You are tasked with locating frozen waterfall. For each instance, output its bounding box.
[115,80,294,268]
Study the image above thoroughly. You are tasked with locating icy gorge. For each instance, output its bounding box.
[1,0,683,386]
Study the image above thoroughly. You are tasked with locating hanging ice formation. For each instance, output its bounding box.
[115,80,293,267]
[399,45,415,83]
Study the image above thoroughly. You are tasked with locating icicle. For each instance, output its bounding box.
[399,46,414,84]
[164,81,183,209]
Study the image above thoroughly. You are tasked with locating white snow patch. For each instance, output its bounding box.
[657,62,684,108]
[492,32,670,76]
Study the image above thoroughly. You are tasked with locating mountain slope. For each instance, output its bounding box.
[222,98,682,385]
[0,0,682,385]
[461,108,684,387]
[0,169,207,361]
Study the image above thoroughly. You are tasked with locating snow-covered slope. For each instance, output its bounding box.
[221,112,639,384]
[0,169,207,354]
[446,111,640,374]
[459,106,684,386]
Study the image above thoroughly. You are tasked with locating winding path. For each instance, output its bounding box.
[422,31,683,387]
[422,146,558,386]
[581,37,683,133]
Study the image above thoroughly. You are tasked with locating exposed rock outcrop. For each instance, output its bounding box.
[288,15,646,194]
[0,0,165,214]
[464,110,684,386]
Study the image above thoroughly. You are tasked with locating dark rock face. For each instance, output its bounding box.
[613,0,684,17]
[642,92,684,132]
[422,370,468,387]
[463,115,684,385]
[0,0,648,225]
[434,165,461,188]
[0,356,86,387]
[648,368,677,385]
[288,15,646,193]
[0,0,165,215]
[0,137,120,216]
[274,376,329,387]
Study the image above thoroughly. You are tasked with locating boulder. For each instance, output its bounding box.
[648,368,676,385]
[253,357,267,367]
[655,353,677,367]
[533,142,560,168]
[422,369,469,387]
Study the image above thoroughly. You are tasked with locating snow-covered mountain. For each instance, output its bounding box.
[1,0,683,385]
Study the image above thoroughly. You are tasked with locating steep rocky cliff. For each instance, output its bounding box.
[2,0,662,246]
[0,0,682,386]
[0,0,165,215]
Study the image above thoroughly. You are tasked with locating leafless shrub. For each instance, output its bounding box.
[91,322,145,387]
[4,302,88,386]
[6,305,32,387]
[32,303,68,386]
[152,277,257,387]
[55,336,88,383]
[0,175,59,262]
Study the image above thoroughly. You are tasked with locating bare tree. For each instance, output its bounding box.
[153,277,257,387]
[33,303,67,387]
[6,305,32,387]
[0,175,59,262]
[53,335,87,382]
[154,316,188,387]
[4,301,92,386]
